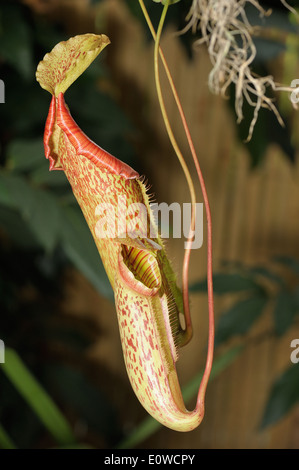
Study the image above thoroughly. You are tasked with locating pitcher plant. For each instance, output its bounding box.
[36,17,214,432]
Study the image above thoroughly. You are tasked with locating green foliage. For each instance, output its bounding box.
[190,272,262,295]
[44,364,119,439]
[191,259,299,428]
[273,290,298,336]
[1,349,76,447]
[0,0,132,449]
[0,423,16,450]
[0,4,34,81]
[260,364,299,429]
[215,295,268,346]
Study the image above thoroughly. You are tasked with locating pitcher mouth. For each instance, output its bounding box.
[117,244,161,297]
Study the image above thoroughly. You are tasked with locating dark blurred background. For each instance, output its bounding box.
[0,0,299,449]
